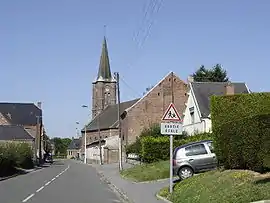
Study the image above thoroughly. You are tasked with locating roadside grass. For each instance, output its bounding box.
[120,160,170,182]
[158,170,270,203]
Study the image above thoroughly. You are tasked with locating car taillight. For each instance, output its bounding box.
[173,159,176,166]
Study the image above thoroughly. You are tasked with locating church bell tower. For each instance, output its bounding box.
[92,37,117,118]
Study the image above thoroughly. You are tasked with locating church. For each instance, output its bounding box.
[82,37,189,164]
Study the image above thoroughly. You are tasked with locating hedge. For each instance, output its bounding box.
[0,142,34,177]
[141,133,213,163]
[211,93,270,172]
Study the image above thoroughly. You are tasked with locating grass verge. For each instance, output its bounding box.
[120,160,170,182]
[158,170,270,203]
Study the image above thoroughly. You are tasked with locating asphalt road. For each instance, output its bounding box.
[0,160,123,203]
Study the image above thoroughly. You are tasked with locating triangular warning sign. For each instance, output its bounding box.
[162,103,181,122]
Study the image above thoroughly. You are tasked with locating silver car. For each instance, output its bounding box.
[173,140,217,180]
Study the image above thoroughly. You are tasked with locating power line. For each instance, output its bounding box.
[119,76,141,98]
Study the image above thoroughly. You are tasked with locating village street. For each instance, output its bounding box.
[0,160,122,203]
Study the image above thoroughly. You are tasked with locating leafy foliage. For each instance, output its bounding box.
[52,137,72,156]
[0,142,34,177]
[141,133,213,163]
[192,64,229,82]
[211,92,270,172]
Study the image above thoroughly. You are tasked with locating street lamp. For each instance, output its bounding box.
[82,105,88,164]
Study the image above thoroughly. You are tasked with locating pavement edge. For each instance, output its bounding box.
[156,193,173,203]
[93,166,133,203]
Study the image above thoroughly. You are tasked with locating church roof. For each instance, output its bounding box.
[94,37,115,83]
[82,99,139,132]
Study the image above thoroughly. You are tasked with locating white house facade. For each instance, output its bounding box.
[182,89,211,135]
[182,80,250,135]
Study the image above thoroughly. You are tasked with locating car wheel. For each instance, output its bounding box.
[178,166,194,180]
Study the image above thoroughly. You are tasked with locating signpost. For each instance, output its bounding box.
[161,103,183,194]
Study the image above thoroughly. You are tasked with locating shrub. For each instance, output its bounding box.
[0,142,34,177]
[141,132,213,163]
[16,143,34,169]
[211,93,270,172]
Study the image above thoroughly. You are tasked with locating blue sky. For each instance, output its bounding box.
[0,0,269,138]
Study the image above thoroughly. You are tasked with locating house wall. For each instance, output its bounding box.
[182,90,212,135]
[81,129,118,154]
[67,149,80,159]
[0,113,10,125]
[122,73,189,145]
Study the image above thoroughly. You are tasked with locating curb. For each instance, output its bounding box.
[156,194,173,203]
[0,166,44,182]
[0,173,20,181]
[94,168,133,203]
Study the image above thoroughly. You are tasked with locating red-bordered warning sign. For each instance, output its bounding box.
[161,103,182,122]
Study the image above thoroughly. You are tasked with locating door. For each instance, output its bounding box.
[204,142,217,169]
[184,143,213,171]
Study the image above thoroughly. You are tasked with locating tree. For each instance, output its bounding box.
[192,64,229,82]
[52,137,72,155]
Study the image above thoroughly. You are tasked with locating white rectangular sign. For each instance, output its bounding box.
[161,122,183,135]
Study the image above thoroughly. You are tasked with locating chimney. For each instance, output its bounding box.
[37,102,42,109]
[225,82,234,95]
[187,75,194,83]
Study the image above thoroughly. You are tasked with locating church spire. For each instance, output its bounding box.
[96,37,113,82]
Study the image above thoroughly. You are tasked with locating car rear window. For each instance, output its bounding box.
[185,143,208,156]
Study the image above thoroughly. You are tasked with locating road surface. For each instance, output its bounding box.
[0,160,123,203]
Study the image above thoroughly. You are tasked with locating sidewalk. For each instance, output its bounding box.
[92,162,169,203]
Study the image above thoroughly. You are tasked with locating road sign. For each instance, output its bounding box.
[161,122,183,135]
[162,103,181,121]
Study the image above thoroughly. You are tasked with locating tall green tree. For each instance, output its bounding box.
[52,137,72,155]
[192,64,229,82]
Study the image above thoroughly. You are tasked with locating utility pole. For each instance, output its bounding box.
[169,72,174,193]
[84,125,87,164]
[115,72,123,171]
[36,116,42,166]
[98,115,102,165]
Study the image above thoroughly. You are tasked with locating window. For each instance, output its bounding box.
[207,142,214,153]
[185,144,207,156]
[190,112,194,124]
[158,92,160,96]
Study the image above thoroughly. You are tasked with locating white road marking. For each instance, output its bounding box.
[22,194,34,202]
[36,186,44,193]
[45,181,51,186]
[21,165,70,202]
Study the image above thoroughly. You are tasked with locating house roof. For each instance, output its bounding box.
[0,125,34,141]
[83,99,139,132]
[67,138,82,150]
[0,103,42,125]
[191,82,249,118]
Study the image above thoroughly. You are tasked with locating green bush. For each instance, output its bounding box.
[141,133,213,163]
[211,93,270,172]
[0,142,34,177]
[16,143,34,169]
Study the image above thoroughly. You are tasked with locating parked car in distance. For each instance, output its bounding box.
[173,140,217,180]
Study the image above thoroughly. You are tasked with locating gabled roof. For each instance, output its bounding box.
[67,138,81,150]
[190,82,249,118]
[83,99,139,132]
[0,103,42,125]
[0,125,34,141]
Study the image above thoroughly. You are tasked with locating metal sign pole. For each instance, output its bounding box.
[169,134,173,193]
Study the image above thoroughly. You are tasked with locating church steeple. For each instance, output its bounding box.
[96,37,113,82]
[91,37,117,118]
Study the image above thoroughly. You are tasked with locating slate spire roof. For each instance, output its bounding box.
[95,37,114,82]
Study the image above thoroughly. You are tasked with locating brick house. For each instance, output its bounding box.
[82,37,189,164]
[0,102,44,158]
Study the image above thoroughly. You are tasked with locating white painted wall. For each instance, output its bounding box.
[182,90,212,135]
